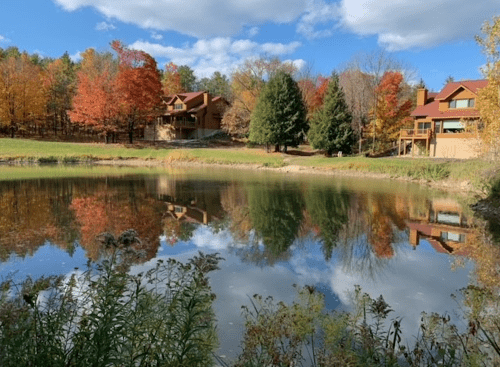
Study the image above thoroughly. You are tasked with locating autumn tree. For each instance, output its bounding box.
[45,52,76,136]
[0,53,47,137]
[162,62,183,96]
[69,48,120,141]
[308,73,355,156]
[222,58,297,136]
[249,70,307,152]
[112,40,162,143]
[366,71,413,152]
[339,51,416,153]
[298,76,329,120]
[475,16,500,158]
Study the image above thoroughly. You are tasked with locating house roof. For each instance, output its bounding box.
[411,79,487,118]
[411,102,481,118]
[434,79,488,100]
[164,91,205,105]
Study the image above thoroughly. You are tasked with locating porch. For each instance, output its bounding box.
[398,128,432,156]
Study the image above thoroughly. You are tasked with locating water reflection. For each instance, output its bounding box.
[0,171,482,269]
[0,168,491,360]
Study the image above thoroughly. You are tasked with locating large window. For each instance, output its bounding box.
[449,99,474,108]
[174,103,183,110]
[442,120,464,133]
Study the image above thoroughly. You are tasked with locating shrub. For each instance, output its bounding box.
[0,231,222,367]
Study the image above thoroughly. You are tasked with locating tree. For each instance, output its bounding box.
[366,71,413,152]
[308,73,355,156]
[45,53,76,136]
[475,16,500,158]
[162,62,183,96]
[222,57,297,136]
[197,71,231,100]
[112,40,162,143]
[249,70,306,152]
[177,65,196,92]
[69,48,120,141]
[0,53,47,137]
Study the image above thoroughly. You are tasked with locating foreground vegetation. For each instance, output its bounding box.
[2,230,500,367]
[1,138,499,194]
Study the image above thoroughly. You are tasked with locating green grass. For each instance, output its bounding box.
[1,138,499,190]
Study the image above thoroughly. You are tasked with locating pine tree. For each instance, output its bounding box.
[308,73,355,156]
[249,70,306,152]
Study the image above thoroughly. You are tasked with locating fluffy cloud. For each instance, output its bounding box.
[129,38,303,77]
[95,21,116,31]
[338,0,497,50]
[53,0,308,38]
[297,0,340,39]
[150,32,163,41]
[69,51,82,62]
[0,35,10,43]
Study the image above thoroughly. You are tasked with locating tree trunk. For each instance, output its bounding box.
[284,145,288,153]
[274,144,280,152]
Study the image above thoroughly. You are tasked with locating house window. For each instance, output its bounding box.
[418,122,431,131]
[435,121,442,134]
[442,120,464,133]
[174,103,183,110]
[449,99,474,108]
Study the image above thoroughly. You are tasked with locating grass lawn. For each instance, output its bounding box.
[0,138,499,190]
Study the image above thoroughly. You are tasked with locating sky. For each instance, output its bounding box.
[1,0,499,91]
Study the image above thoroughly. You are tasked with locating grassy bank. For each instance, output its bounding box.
[1,138,499,193]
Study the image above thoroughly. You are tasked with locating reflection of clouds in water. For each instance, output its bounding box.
[133,229,473,359]
[331,244,473,338]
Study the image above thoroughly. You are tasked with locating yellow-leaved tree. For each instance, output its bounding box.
[475,16,500,158]
[0,53,47,137]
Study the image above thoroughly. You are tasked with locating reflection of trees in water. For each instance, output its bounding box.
[247,182,304,258]
[304,186,350,260]
[70,179,166,262]
[0,180,78,261]
[335,193,408,278]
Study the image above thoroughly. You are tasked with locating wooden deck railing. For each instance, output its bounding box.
[400,128,432,138]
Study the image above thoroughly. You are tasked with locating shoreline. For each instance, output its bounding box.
[91,158,478,195]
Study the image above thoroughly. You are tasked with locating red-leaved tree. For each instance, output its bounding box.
[111,41,163,143]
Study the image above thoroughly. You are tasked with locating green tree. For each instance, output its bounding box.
[308,72,355,156]
[249,70,306,152]
[197,71,231,100]
[178,65,196,92]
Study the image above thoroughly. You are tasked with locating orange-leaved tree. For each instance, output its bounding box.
[69,48,120,141]
[162,62,184,96]
[367,71,413,152]
[112,40,162,143]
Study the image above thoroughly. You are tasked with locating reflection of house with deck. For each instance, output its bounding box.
[407,198,471,255]
[399,80,487,158]
[144,91,227,140]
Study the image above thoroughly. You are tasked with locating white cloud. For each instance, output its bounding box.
[151,32,163,40]
[0,35,10,43]
[95,21,116,31]
[337,0,499,50]
[247,27,259,37]
[53,0,308,38]
[129,38,303,77]
[70,51,82,62]
[297,0,340,39]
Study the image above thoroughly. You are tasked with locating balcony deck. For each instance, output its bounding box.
[398,128,432,156]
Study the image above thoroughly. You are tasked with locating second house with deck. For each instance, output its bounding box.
[399,79,488,158]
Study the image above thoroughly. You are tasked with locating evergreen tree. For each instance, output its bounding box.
[249,71,307,152]
[308,72,355,156]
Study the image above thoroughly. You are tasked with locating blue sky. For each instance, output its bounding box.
[0,0,498,91]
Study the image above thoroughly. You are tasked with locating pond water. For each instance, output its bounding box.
[0,165,479,360]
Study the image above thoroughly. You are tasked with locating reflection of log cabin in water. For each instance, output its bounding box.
[165,201,212,225]
[407,198,470,255]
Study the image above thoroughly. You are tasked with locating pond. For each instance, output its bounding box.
[0,165,480,360]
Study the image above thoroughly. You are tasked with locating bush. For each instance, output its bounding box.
[0,231,222,367]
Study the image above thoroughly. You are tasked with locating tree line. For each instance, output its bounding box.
[0,41,419,152]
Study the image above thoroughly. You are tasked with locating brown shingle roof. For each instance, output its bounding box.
[411,79,487,118]
[165,91,205,105]
[434,79,488,100]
